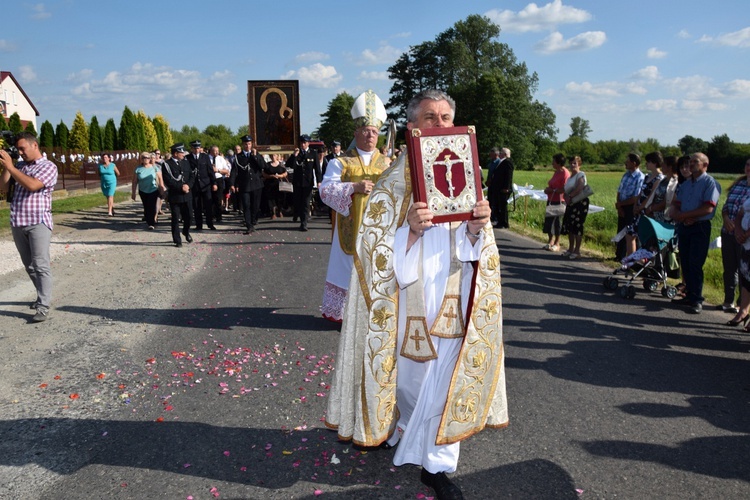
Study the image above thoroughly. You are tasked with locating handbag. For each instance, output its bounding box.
[571,184,594,205]
[545,203,566,217]
[278,180,293,193]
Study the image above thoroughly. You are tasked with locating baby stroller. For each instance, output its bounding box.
[603,216,679,299]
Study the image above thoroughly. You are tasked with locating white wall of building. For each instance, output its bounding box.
[0,75,38,131]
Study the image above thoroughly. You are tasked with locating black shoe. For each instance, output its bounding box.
[208,225,217,230]
[299,226,308,232]
[687,303,702,314]
[184,234,193,243]
[293,217,298,222]
[175,242,182,248]
[726,314,749,326]
[672,297,692,305]
[420,469,464,500]
[196,226,203,231]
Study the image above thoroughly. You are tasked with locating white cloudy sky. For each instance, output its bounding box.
[2,0,749,145]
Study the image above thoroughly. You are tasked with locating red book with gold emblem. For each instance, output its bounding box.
[406,125,483,223]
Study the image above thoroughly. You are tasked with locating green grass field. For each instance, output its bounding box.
[509,168,733,306]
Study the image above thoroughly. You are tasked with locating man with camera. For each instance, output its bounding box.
[0,132,58,322]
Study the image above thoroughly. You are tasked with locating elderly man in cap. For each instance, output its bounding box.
[287,134,322,231]
[230,135,265,234]
[326,90,507,500]
[188,140,217,231]
[162,143,196,247]
[319,90,389,322]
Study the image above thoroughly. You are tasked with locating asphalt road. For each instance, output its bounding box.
[0,204,748,499]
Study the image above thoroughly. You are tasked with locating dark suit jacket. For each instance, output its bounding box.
[289,149,321,189]
[187,152,216,192]
[162,158,195,203]
[490,158,514,194]
[230,152,265,192]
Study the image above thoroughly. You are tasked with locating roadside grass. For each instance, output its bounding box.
[0,191,130,233]
[509,168,734,306]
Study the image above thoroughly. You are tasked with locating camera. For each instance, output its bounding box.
[1,131,18,160]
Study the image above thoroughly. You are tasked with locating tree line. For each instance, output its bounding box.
[0,107,251,156]
[560,116,750,173]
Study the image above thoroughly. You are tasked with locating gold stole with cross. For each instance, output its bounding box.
[401,222,466,361]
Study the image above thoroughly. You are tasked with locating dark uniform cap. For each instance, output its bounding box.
[170,143,187,153]
[241,135,253,143]
[300,134,311,143]
[189,140,202,148]
[332,140,341,146]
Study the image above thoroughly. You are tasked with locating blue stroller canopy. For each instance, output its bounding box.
[637,216,675,251]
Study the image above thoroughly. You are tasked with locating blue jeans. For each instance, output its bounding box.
[677,220,712,304]
[12,223,53,310]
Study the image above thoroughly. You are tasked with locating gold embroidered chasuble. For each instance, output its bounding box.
[336,149,389,255]
[324,152,508,447]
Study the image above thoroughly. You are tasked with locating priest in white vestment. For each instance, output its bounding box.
[325,90,508,500]
[319,90,390,322]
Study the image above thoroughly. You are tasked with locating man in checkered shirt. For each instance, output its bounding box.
[0,132,58,322]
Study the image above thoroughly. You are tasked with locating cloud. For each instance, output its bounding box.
[698,26,750,48]
[632,65,660,81]
[0,39,17,52]
[30,3,51,20]
[565,81,620,98]
[293,52,329,64]
[677,29,691,39]
[664,75,724,99]
[680,100,704,111]
[725,79,750,97]
[679,100,727,111]
[357,71,389,81]
[565,80,646,98]
[66,69,94,82]
[18,66,37,82]
[284,63,342,89]
[535,31,606,54]
[646,47,667,59]
[70,63,237,102]
[486,0,591,34]
[358,43,402,66]
[643,99,677,112]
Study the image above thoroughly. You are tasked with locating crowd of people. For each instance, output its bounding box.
[531,148,722,316]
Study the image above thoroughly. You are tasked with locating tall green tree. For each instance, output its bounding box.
[23,122,36,135]
[68,111,89,152]
[103,118,117,151]
[136,110,156,151]
[7,112,23,134]
[118,106,138,150]
[318,92,356,147]
[386,14,556,169]
[0,116,8,132]
[89,115,102,152]
[569,117,591,141]
[54,121,69,149]
[677,135,708,155]
[39,120,55,147]
[152,115,172,151]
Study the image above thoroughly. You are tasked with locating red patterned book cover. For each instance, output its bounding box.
[406,125,483,223]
